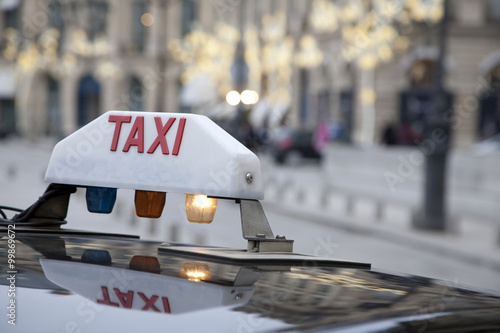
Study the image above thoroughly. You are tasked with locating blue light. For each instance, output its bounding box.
[86,186,117,214]
[81,249,112,266]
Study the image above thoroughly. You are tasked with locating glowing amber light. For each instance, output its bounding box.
[134,190,166,218]
[179,263,211,282]
[129,255,161,274]
[185,194,218,223]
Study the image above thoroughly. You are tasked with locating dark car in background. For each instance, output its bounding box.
[271,128,322,165]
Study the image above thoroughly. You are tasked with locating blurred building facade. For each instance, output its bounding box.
[0,0,175,139]
[0,0,499,149]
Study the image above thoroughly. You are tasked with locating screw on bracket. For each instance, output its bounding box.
[246,173,253,184]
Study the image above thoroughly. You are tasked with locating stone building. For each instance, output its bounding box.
[0,0,499,149]
[303,0,500,148]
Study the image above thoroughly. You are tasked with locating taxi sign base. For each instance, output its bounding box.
[246,238,294,252]
[239,199,294,253]
[158,245,371,269]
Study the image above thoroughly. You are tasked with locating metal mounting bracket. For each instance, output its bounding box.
[239,199,294,253]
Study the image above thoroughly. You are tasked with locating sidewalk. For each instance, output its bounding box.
[263,200,500,272]
[260,146,500,274]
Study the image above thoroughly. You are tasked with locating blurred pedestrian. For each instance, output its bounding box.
[381,122,398,146]
[314,120,330,153]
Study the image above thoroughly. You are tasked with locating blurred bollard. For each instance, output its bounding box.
[275,181,284,201]
[320,186,331,209]
[497,228,500,248]
[194,232,206,245]
[169,224,179,242]
[129,208,137,226]
[7,164,16,179]
[277,180,292,202]
[375,201,383,221]
[346,196,354,216]
[410,210,418,228]
[296,188,305,203]
[114,200,122,218]
[149,218,158,235]
[264,177,277,200]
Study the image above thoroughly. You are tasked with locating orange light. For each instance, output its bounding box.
[129,255,161,274]
[134,190,166,218]
[179,263,211,282]
[185,194,218,223]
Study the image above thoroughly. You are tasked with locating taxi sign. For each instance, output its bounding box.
[45,111,263,200]
[33,110,370,268]
[40,258,255,314]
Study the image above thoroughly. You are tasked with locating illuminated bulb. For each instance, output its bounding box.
[179,263,211,282]
[185,194,218,223]
[240,90,259,105]
[226,90,240,106]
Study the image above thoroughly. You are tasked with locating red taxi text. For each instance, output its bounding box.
[96,286,171,313]
[109,115,186,155]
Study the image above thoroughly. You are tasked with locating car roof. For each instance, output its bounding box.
[1,230,500,332]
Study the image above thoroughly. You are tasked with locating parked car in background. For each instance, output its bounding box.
[270,128,323,165]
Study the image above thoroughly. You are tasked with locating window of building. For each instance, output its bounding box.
[339,90,354,142]
[77,75,101,127]
[270,0,278,12]
[48,1,64,29]
[131,1,147,53]
[254,0,262,29]
[48,1,64,55]
[488,0,500,22]
[181,0,197,37]
[46,76,61,137]
[3,6,19,29]
[299,69,309,125]
[317,90,330,122]
[129,76,143,111]
[89,1,108,39]
[69,1,108,40]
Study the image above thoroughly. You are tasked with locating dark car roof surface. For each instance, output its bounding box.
[1,230,500,332]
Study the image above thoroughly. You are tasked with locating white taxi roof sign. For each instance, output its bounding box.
[45,111,263,200]
[40,259,255,314]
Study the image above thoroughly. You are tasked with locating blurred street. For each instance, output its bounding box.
[2,138,500,292]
